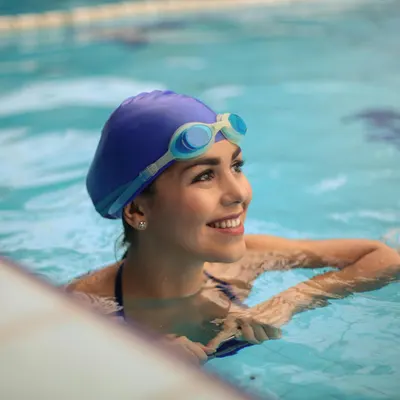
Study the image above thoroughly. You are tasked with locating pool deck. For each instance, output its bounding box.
[0,0,367,33]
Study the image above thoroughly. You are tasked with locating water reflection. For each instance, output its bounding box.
[342,108,400,150]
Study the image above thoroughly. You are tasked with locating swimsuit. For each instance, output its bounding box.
[114,263,253,359]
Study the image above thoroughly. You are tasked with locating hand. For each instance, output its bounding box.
[162,335,215,365]
[207,308,283,352]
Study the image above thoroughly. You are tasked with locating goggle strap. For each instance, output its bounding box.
[144,151,174,177]
[108,152,173,216]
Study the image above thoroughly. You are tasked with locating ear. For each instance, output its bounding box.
[123,202,145,230]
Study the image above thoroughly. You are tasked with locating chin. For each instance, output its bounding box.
[203,241,246,264]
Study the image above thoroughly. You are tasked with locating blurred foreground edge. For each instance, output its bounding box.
[0,256,266,400]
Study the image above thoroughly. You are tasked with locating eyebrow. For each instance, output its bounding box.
[181,147,242,173]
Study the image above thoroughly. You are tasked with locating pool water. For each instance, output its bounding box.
[1,0,400,398]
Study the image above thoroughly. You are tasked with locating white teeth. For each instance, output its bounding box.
[210,218,241,229]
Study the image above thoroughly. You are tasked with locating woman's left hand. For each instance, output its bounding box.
[206,302,288,351]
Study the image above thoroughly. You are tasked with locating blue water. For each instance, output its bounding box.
[1,0,400,399]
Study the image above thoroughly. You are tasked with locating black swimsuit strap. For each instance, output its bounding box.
[204,271,246,306]
[114,262,125,317]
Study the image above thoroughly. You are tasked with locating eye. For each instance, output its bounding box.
[232,159,245,173]
[192,169,215,183]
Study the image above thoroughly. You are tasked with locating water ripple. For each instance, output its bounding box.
[0,78,165,116]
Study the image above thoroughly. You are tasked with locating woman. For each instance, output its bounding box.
[66,90,400,365]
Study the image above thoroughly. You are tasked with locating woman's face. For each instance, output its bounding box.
[141,140,252,264]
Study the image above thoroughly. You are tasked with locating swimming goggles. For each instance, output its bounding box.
[108,113,247,216]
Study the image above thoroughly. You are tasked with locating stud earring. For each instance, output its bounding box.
[138,221,147,230]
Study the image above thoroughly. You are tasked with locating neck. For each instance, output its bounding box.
[122,238,206,300]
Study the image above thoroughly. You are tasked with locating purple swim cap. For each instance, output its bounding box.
[86,90,225,219]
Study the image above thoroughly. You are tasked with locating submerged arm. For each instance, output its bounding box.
[208,238,400,348]
[247,236,400,326]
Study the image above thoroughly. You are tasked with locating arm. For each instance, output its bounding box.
[207,235,399,302]
[207,237,400,347]
[245,234,399,270]
[244,233,400,274]
[246,235,400,326]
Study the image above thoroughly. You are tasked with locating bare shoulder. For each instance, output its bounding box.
[64,262,120,297]
[68,291,124,316]
[63,262,123,316]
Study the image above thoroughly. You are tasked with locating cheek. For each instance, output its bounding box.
[177,190,216,225]
[151,189,215,233]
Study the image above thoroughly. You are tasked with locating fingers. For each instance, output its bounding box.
[237,318,282,343]
[187,341,210,364]
[207,325,238,351]
[200,344,218,356]
[208,313,282,349]
[252,324,269,343]
[177,337,209,365]
[263,324,282,340]
[166,319,283,366]
[239,321,260,344]
[163,336,209,365]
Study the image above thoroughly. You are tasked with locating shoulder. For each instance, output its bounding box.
[63,262,123,316]
[64,262,120,297]
[68,291,124,316]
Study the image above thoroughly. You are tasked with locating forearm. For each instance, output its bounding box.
[251,245,400,325]
[296,243,400,300]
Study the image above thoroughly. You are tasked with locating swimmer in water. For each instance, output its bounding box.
[65,90,400,365]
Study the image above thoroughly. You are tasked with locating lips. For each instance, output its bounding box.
[208,217,241,229]
[207,213,242,229]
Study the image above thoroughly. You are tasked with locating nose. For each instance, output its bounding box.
[220,172,250,207]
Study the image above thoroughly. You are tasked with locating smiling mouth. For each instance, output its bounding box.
[207,217,241,229]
